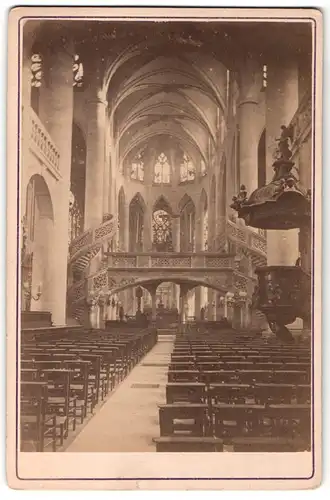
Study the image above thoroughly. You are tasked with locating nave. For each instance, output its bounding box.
[20,325,311,454]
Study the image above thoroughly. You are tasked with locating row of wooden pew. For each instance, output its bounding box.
[153,332,312,452]
[20,327,158,452]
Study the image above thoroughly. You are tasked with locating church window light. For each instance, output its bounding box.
[152,209,173,251]
[73,54,84,89]
[180,153,196,182]
[154,152,171,184]
[130,152,144,181]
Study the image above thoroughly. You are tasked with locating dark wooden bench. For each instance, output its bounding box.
[153,436,224,452]
[158,403,209,437]
[166,382,206,404]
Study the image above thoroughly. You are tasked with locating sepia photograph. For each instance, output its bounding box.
[6,6,322,490]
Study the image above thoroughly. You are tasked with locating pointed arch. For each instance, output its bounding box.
[153,195,173,215]
[129,192,145,252]
[179,194,196,252]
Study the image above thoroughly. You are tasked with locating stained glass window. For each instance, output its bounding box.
[180,153,196,182]
[152,209,173,251]
[73,54,84,89]
[131,152,144,181]
[154,152,170,184]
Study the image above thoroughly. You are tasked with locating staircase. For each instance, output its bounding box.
[67,216,118,323]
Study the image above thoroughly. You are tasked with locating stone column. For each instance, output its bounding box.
[266,56,300,265]
[172,215,181,252]
[37,31,74,325]
[84,94,107,229]
[195,287,202,318]
[143,205,153,251]
[237,54,263,197]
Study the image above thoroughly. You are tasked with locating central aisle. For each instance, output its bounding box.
[65,335,174,452]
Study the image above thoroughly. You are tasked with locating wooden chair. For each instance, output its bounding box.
[42,369,77,442]
[20,381,57,452]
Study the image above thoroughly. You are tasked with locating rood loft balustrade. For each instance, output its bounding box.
[230,95,312,342]
[25,106,61,180]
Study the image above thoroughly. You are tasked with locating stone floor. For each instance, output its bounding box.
[65,336,174,452]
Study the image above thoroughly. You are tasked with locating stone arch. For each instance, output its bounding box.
[129,192,146,251]
[153,195,173,215]
[178,194,196,252]
[22,174,54,314]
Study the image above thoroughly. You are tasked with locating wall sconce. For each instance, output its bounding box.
[23,281,42,301]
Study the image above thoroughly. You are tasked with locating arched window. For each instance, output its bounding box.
[154,152,171,184]
[131,152,144,181]
[180,153,196,182]
[73,54,84,89]
[152,209,173,251]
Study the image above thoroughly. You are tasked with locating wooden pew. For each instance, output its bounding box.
[166,382,206,404]
[153,436,224,452]
[158,403,209,437]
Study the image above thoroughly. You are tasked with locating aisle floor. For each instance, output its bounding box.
[65,336,174,452]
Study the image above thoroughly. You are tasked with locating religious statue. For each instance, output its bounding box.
[274,125,293,161]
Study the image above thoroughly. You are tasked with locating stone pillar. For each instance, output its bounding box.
[37,31,74,325]
[103,120,111,218]
[172,215,181,252]
[237,54,263,196]
[84,94,107,229]
[151,291,157,322]
[179,284,190,324]
[266,57,300,265]
[143,205,153,251]
[195,287,202,318]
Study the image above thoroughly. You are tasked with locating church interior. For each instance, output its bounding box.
[20,19,313,453]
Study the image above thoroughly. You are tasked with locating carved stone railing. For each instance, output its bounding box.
[105,252,235,269]
[27,107,61,178]
[290,92,312,157]
[68,216,118,263]
[227,221,267,256]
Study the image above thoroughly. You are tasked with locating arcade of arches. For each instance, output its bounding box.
[21,20,312,332]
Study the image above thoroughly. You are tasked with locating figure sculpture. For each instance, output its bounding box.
[275,125,293,161]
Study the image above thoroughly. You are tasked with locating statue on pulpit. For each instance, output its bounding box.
[275,125,293,161]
